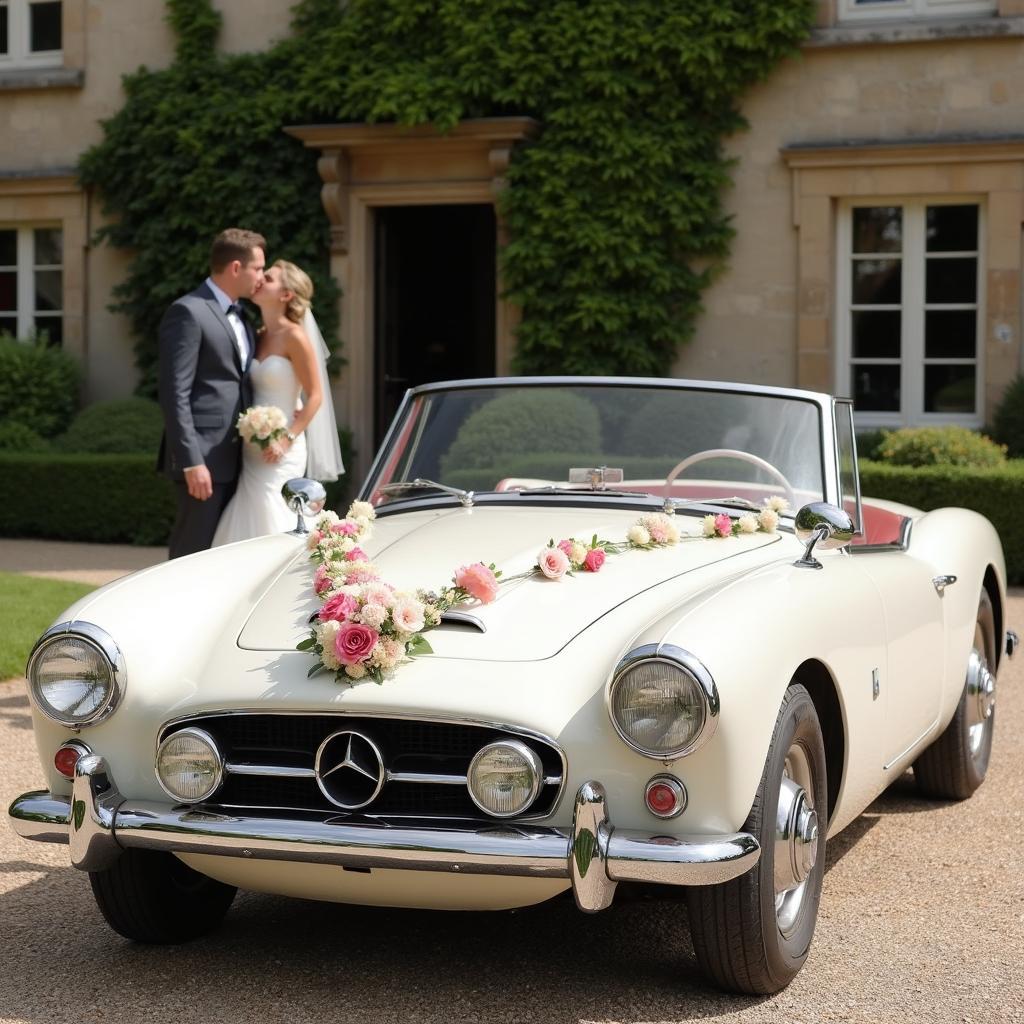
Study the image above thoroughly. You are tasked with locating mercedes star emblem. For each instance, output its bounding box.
[314,730,386,810]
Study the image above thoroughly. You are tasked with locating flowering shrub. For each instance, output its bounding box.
[299,500,785,685]
[876,427,1005,469]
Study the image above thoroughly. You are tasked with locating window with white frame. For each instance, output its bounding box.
[0,226,64,344]
[839,0,995,21]
[0,1,62,68]
[837,200,982,426]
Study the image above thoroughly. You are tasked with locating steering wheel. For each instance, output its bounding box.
[663,448,796,509]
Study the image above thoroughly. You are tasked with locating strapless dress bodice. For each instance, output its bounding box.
[250,354,300,414]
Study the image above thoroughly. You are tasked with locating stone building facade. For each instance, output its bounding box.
[3,0,1023,468]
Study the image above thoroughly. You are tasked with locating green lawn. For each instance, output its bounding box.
[0,572,96,680]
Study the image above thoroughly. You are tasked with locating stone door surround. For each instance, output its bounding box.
[286,117,539,478]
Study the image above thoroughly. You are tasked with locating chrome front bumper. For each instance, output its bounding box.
[8,755,759,913]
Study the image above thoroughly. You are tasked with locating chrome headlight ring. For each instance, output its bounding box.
[25,621,125,729]
[606,643,719,760]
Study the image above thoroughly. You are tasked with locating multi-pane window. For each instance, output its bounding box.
[0,1,62,67]
[839,0,995,19]
[839,201,981,425]
[0,227,64,344]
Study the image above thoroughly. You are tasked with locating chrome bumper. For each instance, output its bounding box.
[8,755,759,913]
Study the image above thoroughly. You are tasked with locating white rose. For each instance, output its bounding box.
[628,524,651,546]
[738,513,758,534]
[702,515,717,538]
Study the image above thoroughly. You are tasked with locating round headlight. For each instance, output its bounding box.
[608,645,719,759]
[156,728,223,803]
[467,740,543,818]
[27,624,123,728]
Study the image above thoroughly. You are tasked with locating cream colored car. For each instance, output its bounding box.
[9,378,1014,995]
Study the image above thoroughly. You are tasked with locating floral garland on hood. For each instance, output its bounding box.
[298,497,788,684]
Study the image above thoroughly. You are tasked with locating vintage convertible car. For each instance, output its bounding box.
[9,377,1016,994]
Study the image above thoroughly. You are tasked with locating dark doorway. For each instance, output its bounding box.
[374,204,497,443]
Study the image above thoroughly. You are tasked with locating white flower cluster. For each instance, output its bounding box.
[236,404,288,445]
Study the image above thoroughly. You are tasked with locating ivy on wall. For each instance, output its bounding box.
[81,0,813,393]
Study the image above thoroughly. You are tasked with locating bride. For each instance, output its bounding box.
[212,259,344,546]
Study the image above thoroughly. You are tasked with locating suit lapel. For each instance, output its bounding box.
[206,297,246,374]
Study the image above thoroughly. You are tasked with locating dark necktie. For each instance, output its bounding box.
[226,303,249,367]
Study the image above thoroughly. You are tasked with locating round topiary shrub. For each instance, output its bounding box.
[992,375,1024,458]
[440,390,601,473]
[0,420,51,451]
[875,426,1006,468]
[56,398,165,454]
[0,336,79,437]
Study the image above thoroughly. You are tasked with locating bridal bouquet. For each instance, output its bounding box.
[236,405,289,453]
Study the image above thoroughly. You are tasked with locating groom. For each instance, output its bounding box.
[157,228,266,559]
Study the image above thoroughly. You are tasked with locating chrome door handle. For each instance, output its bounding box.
[932,574,957,595]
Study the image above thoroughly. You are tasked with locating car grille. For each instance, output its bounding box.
[160,713,565,821]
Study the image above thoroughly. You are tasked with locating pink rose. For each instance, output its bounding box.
[538,546,570,580]
[334,622,380,665]
[313,564,333,595]
[455,562,499,604]
[583,548,605,572]
[319,591,358,623]
[714,514,733,538]
[346,547,368,562]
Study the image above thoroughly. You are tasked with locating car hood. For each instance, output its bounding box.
[238,505,783,660]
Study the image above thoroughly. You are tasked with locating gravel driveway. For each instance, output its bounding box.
[2,594,1023,1024]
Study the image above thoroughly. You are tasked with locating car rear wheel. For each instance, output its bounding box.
[914,590,996,801]
[686,683,827,995]
[89,848,236,943]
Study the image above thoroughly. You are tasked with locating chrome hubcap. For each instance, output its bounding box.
[774,745,818,938]
[965,622,995,760]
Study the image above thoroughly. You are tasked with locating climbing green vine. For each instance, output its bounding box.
[81,0,814,392]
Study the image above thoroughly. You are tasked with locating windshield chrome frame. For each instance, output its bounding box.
[360,376,839,511]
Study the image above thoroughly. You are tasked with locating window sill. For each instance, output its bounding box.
[0,67,84,91]
[807,14,1024,47]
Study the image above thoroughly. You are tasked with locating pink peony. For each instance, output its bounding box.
[331,520,359,536]
[319,591,358,623]
[345,547,368,562]
[583,548,605,572]
[334,622,380,665]
[714,514,733,538]
[313,564,333,595]
[455,562,500,604]
[538,546,570,580]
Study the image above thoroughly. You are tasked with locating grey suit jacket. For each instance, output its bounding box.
[156,282,255,483]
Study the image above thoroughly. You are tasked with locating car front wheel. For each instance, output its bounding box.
[686,683,828,995]
[89,848,236,943]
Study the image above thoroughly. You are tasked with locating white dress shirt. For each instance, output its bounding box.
[206,277,249,368]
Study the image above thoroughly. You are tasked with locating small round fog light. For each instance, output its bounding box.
[467,740,542,818]
[156,727,223,803]
[644,774,687,819]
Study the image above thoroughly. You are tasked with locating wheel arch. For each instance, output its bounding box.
[791,658,845,824]
[983,564,1003,671]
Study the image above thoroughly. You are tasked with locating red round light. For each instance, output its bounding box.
[646,782,678,816]
[53,744,83,779]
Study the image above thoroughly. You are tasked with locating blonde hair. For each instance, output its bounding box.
[274,259,314,323]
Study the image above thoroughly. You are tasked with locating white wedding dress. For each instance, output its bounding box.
[212,354,308,546]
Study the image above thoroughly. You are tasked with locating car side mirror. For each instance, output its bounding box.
[793,502,854,570]
[282,477,327,535]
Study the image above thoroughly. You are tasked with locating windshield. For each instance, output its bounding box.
[366,383,825,510]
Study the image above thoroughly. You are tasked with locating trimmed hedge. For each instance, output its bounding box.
[55,398,164,454]
[0,427,357,546]
[860,459,1024,583]
[0,452,175,545]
